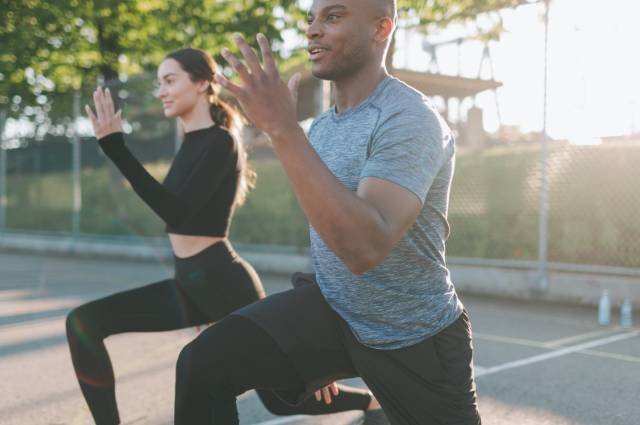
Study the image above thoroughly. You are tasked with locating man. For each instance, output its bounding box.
[174,1,482,424]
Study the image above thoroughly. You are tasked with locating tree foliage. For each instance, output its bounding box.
[1,0,540,119]
[0,0,302,118]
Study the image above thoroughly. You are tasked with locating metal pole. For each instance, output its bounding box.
[71,90,82,236]
[534,0,551,292]
[0,110,6,229]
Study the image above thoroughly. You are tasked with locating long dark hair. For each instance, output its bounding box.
[165,47,255,206]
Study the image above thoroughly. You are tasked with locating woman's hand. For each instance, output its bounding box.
[85,87,123,140]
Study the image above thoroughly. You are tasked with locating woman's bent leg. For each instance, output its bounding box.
[66,278,209,425]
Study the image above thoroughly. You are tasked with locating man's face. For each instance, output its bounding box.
[306,0,377,81]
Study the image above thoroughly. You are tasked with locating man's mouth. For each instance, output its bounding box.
[308,45,329,60]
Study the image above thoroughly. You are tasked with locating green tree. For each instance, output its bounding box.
[0,0,302,122]
[1,0,541,123]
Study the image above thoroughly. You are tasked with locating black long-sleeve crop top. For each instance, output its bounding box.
[97,125,239,237]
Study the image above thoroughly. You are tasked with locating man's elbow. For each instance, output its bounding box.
[343,248,388,275]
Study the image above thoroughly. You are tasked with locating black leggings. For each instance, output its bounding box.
[66,241,370,425]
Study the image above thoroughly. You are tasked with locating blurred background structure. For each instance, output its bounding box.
[1,0,639,304]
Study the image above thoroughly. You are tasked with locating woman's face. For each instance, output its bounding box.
[156,58,207,118]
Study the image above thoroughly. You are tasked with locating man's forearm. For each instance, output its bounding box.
[269,127,391,273]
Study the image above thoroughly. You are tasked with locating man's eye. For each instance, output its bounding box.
[326,14,338,22]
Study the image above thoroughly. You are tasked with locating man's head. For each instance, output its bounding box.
[306,0,397,81]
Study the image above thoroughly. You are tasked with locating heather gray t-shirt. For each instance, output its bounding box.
[308,76,464,349]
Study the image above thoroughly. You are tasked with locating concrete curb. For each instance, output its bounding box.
[1,231,638,307]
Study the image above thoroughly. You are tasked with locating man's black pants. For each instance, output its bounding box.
[175,274,481,425]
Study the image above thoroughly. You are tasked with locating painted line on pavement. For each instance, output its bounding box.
[475,330,639,378]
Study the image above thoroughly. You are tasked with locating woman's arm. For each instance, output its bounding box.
[87,87,235,227]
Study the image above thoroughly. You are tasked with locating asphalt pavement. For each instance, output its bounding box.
[1,251,638,425]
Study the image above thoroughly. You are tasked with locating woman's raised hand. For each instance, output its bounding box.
[85,87,123,140]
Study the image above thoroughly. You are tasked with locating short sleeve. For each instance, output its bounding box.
[360,107,452,203]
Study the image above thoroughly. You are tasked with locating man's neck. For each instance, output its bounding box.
[333,62,388,114]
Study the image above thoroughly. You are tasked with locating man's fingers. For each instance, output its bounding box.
[257,33,278,77]
[233,33,264,78]
[214,73,246,101]
[315,390,322,401]
[288,72,302,105]
[330,382,339,396]
[220,48,252,84]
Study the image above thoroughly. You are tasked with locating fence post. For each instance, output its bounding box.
[0,110,6,229]
[71,90,82,236]
[534,0,551,292]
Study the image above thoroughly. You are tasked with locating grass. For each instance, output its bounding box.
[4,143,640,267]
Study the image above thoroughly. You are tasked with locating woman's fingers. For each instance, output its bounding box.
[85,104,98,126]
[92,90,102,122]
[104,87,115,116]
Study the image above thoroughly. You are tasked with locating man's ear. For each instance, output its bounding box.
[374,17,394,44]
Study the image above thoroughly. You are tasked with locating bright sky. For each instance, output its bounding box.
[297,0,640,142]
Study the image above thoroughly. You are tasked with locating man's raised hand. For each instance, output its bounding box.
[215,33,301,140]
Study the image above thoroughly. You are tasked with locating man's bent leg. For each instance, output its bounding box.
[343,311,481,425]
[175,314,306,424]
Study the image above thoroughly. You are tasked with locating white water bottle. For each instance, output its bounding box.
[598,290,610,326]
[620,299,632,328]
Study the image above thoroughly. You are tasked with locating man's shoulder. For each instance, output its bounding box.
[374,78,440,123]
[309,110,332,136]
[373,78,449,137]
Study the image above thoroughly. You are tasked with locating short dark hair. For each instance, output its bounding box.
[376,0,397,23]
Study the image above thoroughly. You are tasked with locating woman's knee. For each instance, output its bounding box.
[66,302,107,343]
[66,304,89,338]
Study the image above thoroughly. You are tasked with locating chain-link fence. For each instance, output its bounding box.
[0,74,309,248]
[448,142,640,269]
[1,73,639,269]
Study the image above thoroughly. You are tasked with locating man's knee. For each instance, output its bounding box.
[176,332,228,391]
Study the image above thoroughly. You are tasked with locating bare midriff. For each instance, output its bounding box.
[169,233,226,258]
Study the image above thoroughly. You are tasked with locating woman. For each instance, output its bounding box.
[66,48,377,425]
